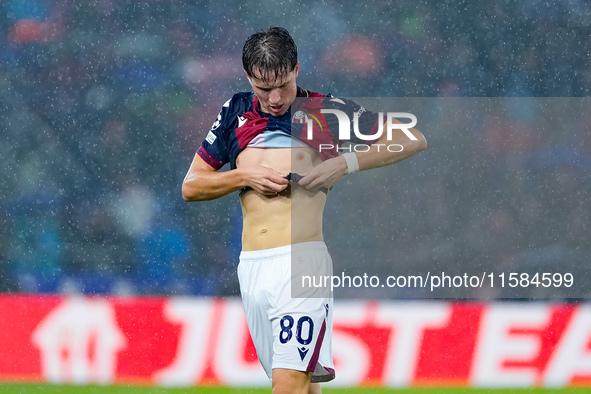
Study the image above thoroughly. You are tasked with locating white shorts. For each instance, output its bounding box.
[238,241,335,383]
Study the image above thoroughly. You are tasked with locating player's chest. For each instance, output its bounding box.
[236,146,321,174]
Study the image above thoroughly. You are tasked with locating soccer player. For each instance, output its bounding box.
[182,27,426,394]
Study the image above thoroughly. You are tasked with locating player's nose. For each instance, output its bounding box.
[269,88,282,104]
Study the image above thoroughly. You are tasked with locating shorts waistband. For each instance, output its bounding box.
[239,241,327,262]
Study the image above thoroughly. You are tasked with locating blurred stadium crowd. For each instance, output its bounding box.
[0,0,589,297]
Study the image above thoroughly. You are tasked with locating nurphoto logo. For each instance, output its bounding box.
[295,98,418,153]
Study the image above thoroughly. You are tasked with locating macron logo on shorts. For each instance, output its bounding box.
[298,347,309,361]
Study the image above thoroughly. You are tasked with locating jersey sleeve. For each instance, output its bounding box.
[196,99,232,170]
[324,96,382,145]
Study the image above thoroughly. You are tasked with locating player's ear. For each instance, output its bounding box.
[294,62,300,78]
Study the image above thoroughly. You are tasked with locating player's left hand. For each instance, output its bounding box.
[298,156,348,192]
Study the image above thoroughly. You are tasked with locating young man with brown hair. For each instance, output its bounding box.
[182,27,426,393]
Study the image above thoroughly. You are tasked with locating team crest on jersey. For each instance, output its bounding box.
[293,111,305,121]
[206,131,217,144]
[355,106,366,118]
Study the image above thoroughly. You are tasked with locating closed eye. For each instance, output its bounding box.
[256,83,288,92]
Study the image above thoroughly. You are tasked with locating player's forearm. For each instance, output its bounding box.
[356,129,427,171]
[182,169,247,201]
[297,130,426,192]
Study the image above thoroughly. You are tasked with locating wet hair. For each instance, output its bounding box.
[242,27,298,84]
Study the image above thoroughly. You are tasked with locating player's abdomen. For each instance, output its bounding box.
[238,147,326,251]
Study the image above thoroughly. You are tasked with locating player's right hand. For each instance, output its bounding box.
[243,166,289,196]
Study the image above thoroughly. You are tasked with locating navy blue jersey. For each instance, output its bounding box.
[196,87,381,170]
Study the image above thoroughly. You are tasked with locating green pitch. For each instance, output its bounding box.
[0,384,590,394]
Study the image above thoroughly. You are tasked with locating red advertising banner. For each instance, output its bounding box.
[0,294,589,388]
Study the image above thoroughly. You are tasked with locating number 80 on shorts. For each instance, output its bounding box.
[279,315,314,345]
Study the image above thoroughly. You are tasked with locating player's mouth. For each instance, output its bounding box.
[269,104,284,114]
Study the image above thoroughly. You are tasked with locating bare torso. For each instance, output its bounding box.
[236,146,326,251]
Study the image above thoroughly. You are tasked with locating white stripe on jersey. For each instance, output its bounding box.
[247,130,307,148]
